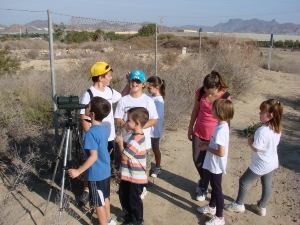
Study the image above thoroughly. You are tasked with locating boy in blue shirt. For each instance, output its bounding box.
[68,96,116,225]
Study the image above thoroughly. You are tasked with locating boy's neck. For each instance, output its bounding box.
[130,92,143,98]
[132,127,143,134]
[92,119,102,126]
[93,82,105,92]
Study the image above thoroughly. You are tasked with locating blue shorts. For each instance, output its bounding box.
[88,176,110,207]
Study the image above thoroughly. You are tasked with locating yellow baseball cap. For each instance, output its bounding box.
[89,62,112,80]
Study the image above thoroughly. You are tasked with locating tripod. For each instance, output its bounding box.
[45,109,83,224]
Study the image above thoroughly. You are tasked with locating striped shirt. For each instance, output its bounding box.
[119,133,147,184]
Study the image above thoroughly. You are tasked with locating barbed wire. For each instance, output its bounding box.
[0,7,45,13]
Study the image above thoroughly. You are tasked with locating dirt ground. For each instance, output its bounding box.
[1,66,299,225]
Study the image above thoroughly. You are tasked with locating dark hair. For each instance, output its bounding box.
[213,99,234,121]
[203,70,228,90]
[90,96,111,122]
[127,107,149,127]
[146,76,166,99]
[91,72,109,83]
[259,99,283,134]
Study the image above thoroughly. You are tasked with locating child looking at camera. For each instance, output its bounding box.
[115,107,149,225]
[197,99,234,225]
[68,97,116,225]
[115,70,158,199]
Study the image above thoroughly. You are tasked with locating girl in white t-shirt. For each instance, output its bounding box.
[224,99,283,217]
[197,99,234,225]
[146,76,166,178]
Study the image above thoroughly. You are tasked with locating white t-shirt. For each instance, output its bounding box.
[203,123,229,174]
[114,94,158,149]
[80,86,122,141]
[149,95,164,138]
[249,125,281,175]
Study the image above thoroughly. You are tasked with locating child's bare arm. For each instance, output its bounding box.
[199,144,225,157]
[248,137,261,152]
[68,150,98,178]
[143,118,158,129]
[115,135,129,160]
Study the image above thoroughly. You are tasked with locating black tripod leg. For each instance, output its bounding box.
[45,127,68,214]
[68,129,73,161]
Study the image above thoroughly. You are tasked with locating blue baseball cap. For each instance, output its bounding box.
[129,70,146,82]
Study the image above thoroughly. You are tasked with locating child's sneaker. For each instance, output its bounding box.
[196,179,202,193]
[196,188,207,201]
[205,215,225,225]
[151,167,162,177]
[197,204,216,215]
[224,201,245,213]
[251,201,266,216]
[140,187,147,199]
[107,218,116,225]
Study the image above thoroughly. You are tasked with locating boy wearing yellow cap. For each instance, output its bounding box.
[78,62,122,212]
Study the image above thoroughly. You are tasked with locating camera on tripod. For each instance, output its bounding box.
[57,96,88,110]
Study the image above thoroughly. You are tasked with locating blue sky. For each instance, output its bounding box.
[1,0,300,27]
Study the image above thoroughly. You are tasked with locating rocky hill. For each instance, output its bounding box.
[175,18,300,34]
[1,18,300,34]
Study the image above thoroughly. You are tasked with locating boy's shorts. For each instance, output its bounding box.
[151,138,160,150]
[146,149,151,171]
[88,176,110,207]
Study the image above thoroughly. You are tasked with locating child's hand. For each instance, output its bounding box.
[68,169,80,179]
[125,71,130,81]
[198,141,208,151]
[247,137,254,146]
[115,135,123,144]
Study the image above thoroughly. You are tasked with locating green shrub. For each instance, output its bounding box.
[240,122,262,138]
[0,45,21,76]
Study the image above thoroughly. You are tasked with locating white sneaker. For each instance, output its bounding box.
[151,167,162,177]
[107,218,116,225]
[251,201,266,216]
[197,204,216,215]
[140,187,147,199]
[205,215,225,225]
[196,180,202,193]
[224,201,245,213]
[196,189,207,201]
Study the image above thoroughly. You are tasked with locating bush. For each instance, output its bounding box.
[138,24,156,37]
[27,49,39,59]
[0,45,21,76]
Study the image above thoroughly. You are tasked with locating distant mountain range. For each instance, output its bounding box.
[0,18,300,35]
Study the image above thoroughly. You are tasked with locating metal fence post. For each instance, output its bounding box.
[155,23,158,76]
[268,34,274,71]
[47,9,58,141]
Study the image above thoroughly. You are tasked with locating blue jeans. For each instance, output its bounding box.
[236,167,274,208]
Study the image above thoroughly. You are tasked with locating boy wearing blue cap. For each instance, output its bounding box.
[114,70,158,200]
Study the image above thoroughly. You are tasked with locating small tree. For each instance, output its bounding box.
[0,46,21,76]
[138,24,156,37]
[53,22,66,39]
[91,29,105,41]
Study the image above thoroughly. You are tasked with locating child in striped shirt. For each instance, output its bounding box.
[115,107,149,225]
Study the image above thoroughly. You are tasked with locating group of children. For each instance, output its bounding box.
[68,62,165,225]
[188,71,283,225]
[68,61,284,225]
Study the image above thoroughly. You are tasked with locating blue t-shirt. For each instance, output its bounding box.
[84,125,110,181]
